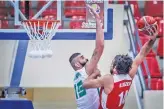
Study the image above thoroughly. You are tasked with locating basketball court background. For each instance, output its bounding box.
[0,1,163,109]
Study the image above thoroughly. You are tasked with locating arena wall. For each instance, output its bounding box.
[0,40,17,86]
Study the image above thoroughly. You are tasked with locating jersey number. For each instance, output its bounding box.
[118,90,128,106]
[74,80,86,99]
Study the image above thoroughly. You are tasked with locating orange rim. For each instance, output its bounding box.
[22,19,60,29]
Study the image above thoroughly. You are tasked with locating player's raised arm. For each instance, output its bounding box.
[85,4,104,76]
[129,36,157,78]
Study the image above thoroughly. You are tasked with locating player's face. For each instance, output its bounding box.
[78,55,88,67]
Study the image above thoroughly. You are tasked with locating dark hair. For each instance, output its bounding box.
[69,53,81,63]
[111,54,133,74]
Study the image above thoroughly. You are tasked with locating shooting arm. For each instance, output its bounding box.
[85,14,104,76]
[129,38,157,78]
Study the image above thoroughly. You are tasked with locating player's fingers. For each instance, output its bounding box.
[86,4,99,18]
[86,4,94,13]
[86,4,92,9]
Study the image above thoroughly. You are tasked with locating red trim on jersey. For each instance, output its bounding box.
[99,87,104,109]
[99,75,132,109]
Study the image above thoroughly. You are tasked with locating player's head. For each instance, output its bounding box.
[110,54,133,75]
[69,53,88,70]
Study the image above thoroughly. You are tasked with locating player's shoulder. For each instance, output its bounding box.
[74,72,81,81]
[103,74,113,80]
[102,74,114,85]
[102,74,114,94]
[74,67,87,80]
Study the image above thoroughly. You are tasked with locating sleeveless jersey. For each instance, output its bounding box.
[99,74,132,109]
[74,67,100,109]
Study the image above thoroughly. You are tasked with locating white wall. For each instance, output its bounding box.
[20,4,130,87]
[0,40,17,87]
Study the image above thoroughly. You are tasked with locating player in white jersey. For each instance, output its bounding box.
[69,5,104,109]
[74,67,100,109]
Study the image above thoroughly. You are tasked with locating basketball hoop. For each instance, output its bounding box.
[22,20,60,58]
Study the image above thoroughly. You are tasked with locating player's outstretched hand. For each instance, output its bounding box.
[148,25,158,40]
[86,4,100,20]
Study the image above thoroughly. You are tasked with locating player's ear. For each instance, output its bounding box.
[112,67,117,74]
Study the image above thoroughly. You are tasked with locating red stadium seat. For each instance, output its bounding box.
[155,17,162,25]
[144,1,163,17]
[0,8,7,16]
[64,8,86,17]
[42,9,57,19]
[64,1,86,17]
[38,1,57,9]
[157,37,163,58]
[0,20,9,29]
[141,57,162,78]
[0,15,6,19]
[158,20,164,37]
[146,78,163,90]
[117,1,125,4]
[42,15,56,20]
[69,16,85,29]
[64,1,85,7]
[0,1,5,6]
[129,1,141,17]
[37,1,57,19]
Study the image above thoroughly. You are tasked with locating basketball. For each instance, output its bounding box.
[137,16,158,36]
[89,4,101,15]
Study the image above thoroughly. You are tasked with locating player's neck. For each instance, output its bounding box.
[75,66,83,71]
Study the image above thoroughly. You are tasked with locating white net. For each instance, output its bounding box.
[22,20,59,58]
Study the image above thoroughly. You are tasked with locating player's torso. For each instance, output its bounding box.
[99,74,132,109]
[74,67,99,109]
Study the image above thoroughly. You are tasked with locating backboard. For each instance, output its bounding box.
[0,0,113,40]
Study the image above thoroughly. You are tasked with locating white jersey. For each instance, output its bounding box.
[74,67,100,109]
